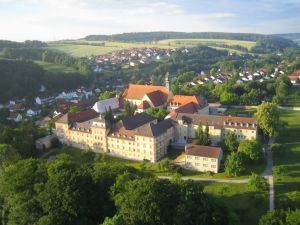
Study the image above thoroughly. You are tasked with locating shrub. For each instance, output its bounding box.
[248,173,268,192]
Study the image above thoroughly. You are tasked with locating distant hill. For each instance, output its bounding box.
[273,33,300,45]
[83,32,268,42]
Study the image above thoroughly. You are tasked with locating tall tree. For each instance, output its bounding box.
[224,152,244,177]
[255,102,285,137]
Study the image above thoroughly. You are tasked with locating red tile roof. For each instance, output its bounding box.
[138,100,151,110]
[146,91,164,107]
[185,144,222,159]
[122,84,170,101]
[290,70,300,77]
[56,109,99,124]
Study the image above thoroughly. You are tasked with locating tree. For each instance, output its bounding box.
[286,209,300,225]
[158,158,171,171]
[0,144,21,168]
[224,152,244,177]
[223,131,239,153]
[196,123,211,146]
[248,173,268,191]
[255,102,285,137]
[259,210,286,225]
[68,105,82,113]
[124,101,137,117]
[220,91,239,105]
[146,107,168,122]
[99,91,116,100]
[239,140,263,162]
[105,106,115,124]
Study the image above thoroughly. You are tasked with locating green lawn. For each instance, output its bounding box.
[273,110,300,206]
[157,39,256,50]
[223,107,257,117]
[34,60,77,73]
[203,182,268,225]
[50,145,266,180]
[284,87,300,107]
[47,41,172,57]
[47,39,256,57]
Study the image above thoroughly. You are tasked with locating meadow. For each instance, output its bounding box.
[273,110,300,205]
[34,60,78,73]
[47,38,256,57]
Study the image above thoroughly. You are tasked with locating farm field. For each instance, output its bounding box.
[273,110,300,205]
[47,41,172,57]
[47,38,256,57]
[203,182,268,225]
[157,38,256,50]
[34,60,78,73]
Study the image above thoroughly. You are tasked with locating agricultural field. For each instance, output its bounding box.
[157,38,256,50]
[222,107,257,117]
[203,182,268,225]
[47,38,256,57]
[273,110,300,205]
[284,86,300,107]
[47,41,172,57]
[34,60,78,73]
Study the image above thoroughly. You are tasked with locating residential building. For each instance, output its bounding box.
[171,113,258,145]
[289,70,300,85]
[92,97,120,114]
[183,144,223,173]
[35,134,57,150]
[54,111,174,162]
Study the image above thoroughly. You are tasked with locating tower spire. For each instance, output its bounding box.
[165,72,170,90]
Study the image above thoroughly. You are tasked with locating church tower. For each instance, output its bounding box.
[165,72,170,90]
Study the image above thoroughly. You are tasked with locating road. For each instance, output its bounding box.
[158,176,248,183]
[261,137,276,211]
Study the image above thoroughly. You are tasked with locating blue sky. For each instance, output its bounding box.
[0,0,299,41]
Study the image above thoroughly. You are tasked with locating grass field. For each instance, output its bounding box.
[203,182,268,225]
[34,60,78,73]
[47,38,256,57]
[273,110,300,206]
[284,87,300,107]
[157,38,256,50]
[47,41,172,57]
[222,107,257,117]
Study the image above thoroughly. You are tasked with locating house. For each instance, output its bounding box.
[92,97,120,114]
[26,109,38,117]
[35,96,55,105]
[35,134,57,150]
[35,116,52,127]
[9,103,25,112]
[289,70,300,85]
[183,144,223,173]
[122,84,173,112]
[167,95,208,115]
[7,112,22,122]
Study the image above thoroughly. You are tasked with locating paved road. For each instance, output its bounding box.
[261,137,275,211]
[158,176,248,184]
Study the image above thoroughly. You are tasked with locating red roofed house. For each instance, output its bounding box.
[122,84,173,112]
[167,95,209,115]
[289,70,300,85]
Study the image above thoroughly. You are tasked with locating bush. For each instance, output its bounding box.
[248,173,268,192]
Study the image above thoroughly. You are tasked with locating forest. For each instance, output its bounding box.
[0,59,89,103]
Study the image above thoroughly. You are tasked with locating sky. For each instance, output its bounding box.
[0,0,300,41]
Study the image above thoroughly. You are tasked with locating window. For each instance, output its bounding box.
[211,159,216,162]
[203,164,208,167]
[195,156,200,160]
[203,158,208,161]
[195,163,200,166]
[187,155,192,159]
[211,165,216,168]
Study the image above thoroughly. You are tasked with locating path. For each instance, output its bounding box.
[261,137,275,211]
[158,176,248,184]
